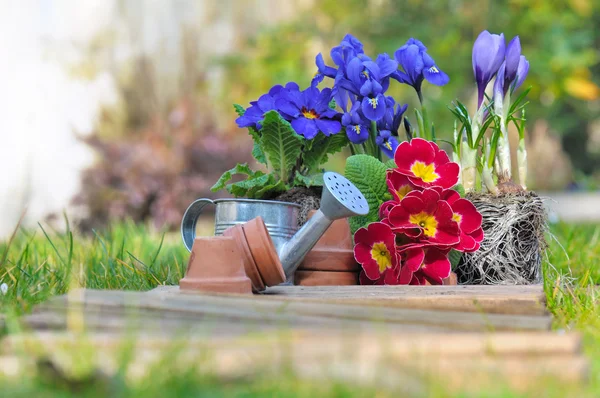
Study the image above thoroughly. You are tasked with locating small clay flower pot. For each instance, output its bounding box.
[223,224,265,293]
[179,236,252,294]
[298,210,359,272]
[241,216,286,287]
[294,270,359,286]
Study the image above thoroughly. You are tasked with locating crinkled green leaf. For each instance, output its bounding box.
[260,110,304,181]
[344,155,388,234]
[210,163,258,193]
[248,126,267,165]
[449,249,463,270]
[303,132,349,173]
[233,103,245,117]
[384,158,396,169]
[294,171,324,188]
[328,98,336,110]
[452,183,465,197]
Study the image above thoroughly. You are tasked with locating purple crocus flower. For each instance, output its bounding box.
[493,36,525,97]
[236,84,285,130]
[472,30,506,107]
[513,55,530,91]
[392,38,449,99]
[276,85,342,139]
[376,130,399,159]
[341,101,370,144]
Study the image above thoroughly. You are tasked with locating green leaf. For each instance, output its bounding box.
[303,132,349,173]
[260,110,304,181]
[384,159,396,169]
[448,249,463,270]
[248,127,267,165]
[233,103,245,117]
[451,183,465,197]
[328,98,337,109]
[225,171,287,199]
[344,155,389,234]
[294,171,324,188]
[210,163,258,193]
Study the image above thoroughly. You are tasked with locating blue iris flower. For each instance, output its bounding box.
[375,130,399,159]
[276,85,342,139]
[341,101,370,144]
[377,96,408,136]
[392,38,449,99]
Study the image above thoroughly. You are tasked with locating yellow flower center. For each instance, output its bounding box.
[395,184,413,200]
[368,97,378,109]
[371,242,392,273]
[362,70,369,78]
[452,213,462,224]
[410,161,439,183]
[353,125,361,135]
[428,66,439,73]
[384,141,392,150]
[409,212,438,237]
[301,106,319,120]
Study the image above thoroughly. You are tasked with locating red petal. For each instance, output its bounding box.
[435,200,455,223]
[379,200,397,220]
[452,199,482,234]
[388,204,411,228]
[354,242,373,264]
[421,249,451,280]
[394,138,436,173]
[383,267,400,285]
[400,195,425,215]
[353,227,371,246]
[404,247,424,271]
[398,264,414,284]
[366,222,396,245]
[362,258,383,280]
[433,143,451,165]
[470,227,484,242]
[410,138,436,164]
[440,188,460,205]
[456,233,478,252]
[359,270,384,285]
[410,272,427,285]
[420,188,441,213]
[430,163,460,188]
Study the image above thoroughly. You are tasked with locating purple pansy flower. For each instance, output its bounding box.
[392,38,449,97]
[472,30,506,107]
[236,84,286,130]
[276,85,342,139]
[376,130,399,159]
[341,101,370,144]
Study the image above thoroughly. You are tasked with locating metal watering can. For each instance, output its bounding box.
[181,171,369,286]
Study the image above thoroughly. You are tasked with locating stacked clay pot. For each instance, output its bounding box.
[295,211,359,286]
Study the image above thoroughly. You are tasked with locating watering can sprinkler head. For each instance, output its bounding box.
[277,172,369,279]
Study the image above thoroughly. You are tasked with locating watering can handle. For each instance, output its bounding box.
[181,198,215,252]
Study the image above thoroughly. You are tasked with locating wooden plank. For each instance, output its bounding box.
[31,289,553,332]
[254,285,548,315]
[0,331,587,391]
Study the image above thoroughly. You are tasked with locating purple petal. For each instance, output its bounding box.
[315,53,337,78]
[268,85,284,96]
[362,61,382,81]
[472,30,506,95]
[504,36,521,83]
[513,55,530,91]
[315,119,342,136]
[361,94,387,121]
[494,62,506,100]
[395,44,423,87]
[423,64,450,86]
[376,53,399,77]
[275,99,300,118]
[346,57,364,90]
[359,80,373,97]
[295,118,319,139]
[257,94,275,112]
[346,124,369,144]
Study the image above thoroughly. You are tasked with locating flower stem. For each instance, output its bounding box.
[517,138,527,190]
[460,142,478,192]
[370,120,379,160]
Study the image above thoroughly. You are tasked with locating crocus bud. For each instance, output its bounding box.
[472,30,506,108]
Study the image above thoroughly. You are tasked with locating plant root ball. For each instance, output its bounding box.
[455,192,548,285]
[275,187,321,226]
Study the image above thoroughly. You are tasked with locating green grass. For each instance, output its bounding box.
[0,220,599,397]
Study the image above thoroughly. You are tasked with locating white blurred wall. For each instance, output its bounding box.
[0,0,309,238]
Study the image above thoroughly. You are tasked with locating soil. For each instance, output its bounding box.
[455,191,548,285]
[275,186,322,226]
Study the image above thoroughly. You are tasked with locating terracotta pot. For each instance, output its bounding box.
[179,236,252,294]
[241,216,286,287]
[294,270,359,286]
[298,210,359,272]
[223,224,265,292]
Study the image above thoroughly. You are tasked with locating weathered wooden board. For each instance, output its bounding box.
[0,331,587,391]
[27,288,553,333]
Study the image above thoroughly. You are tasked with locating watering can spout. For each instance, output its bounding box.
[279,172,369,279]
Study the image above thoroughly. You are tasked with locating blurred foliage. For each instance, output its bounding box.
[220,0,600,178]
[75,97,254,230]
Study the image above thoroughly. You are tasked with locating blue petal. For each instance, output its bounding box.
[375,53,399,77]
[513,55,529,91]
[311,72,325,87]
[316,53,337,78]
[504,36,521,83]
[406,38,427,52]
[346,124,369,144]
[359,80,373,97]
[341,112,352,126]
[395,44,423,87]
[285,82,300,91]
[292,117,319,139]
[379,135,398,158]
[236,115,256,128]
[316,118,342,136]
[494,62,506,99]
[275,99,300,118]
[391,70,409,84]
[423,64,450,86]
[361,94,387,121]
[346,57,364,90]
[268,85,284,96]
[392,103,408,133]
[257,94,275,111]
[362,61,382,81]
